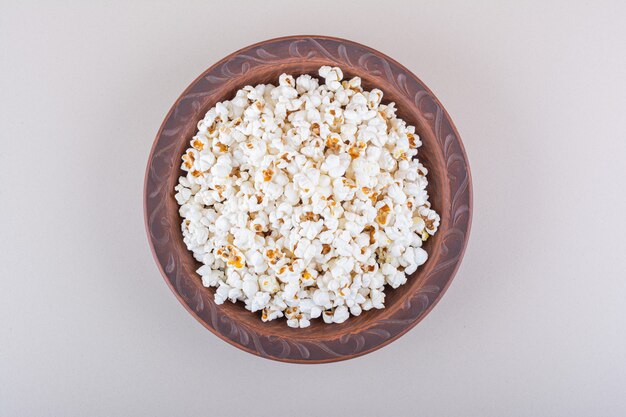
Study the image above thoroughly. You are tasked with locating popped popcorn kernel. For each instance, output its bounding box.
[182,151,195,170]
[262,168,274,181]
[326,133,341,151]
[348,145,360,159]
[376,203,391,226]
[191,138,205,151]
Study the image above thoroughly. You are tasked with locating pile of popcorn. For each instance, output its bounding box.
[174,66,440,328]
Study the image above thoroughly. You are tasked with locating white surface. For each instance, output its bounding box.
[2,1,626,416]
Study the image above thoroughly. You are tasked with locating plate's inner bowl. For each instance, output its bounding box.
[164,61,449,340]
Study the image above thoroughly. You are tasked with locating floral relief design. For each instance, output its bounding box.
[144,36,471,362]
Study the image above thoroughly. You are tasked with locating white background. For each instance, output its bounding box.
[2,1,626,416]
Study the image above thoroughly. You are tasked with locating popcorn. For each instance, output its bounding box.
[175,67,440,327]
[319,66,343,91]
[332,305,350,323]
[367,89,384,110]
[248,291,270,312]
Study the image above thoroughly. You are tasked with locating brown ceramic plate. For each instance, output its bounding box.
[144,35,472,363]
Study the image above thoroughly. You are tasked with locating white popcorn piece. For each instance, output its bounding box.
[312,289,332,310]
[332,305,349,323]
[367,89,384,110]
[248,291,270,312]
[175,67,439,328]
[319,66,343,91]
